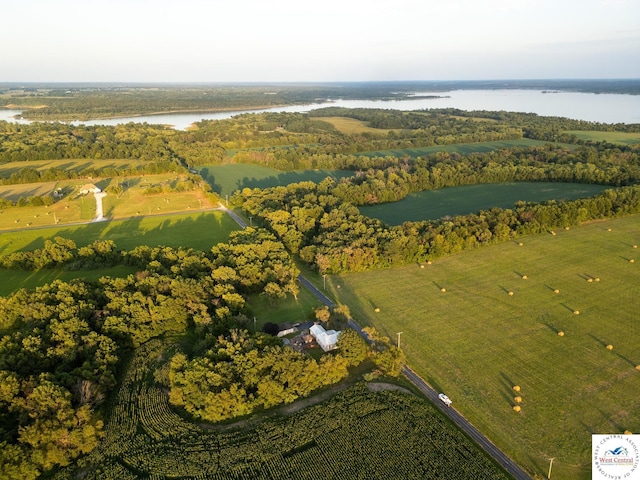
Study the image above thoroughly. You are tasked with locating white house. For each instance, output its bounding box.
[78,183,101,195]
[309,323,341,352]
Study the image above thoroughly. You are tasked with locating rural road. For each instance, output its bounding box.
[224,207,531,480]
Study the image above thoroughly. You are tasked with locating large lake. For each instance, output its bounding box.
[1,89,639,129]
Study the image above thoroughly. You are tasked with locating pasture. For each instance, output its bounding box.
[360,182,611,224]
[566,130,640,145]
[198,164,354,197]
[332,214,640,479]
[316,116,398,134]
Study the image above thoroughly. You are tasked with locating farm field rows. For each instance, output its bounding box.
[332,214,640,479]
[51,338,510,480]
[360,182,610,224]
[0,158,147,176]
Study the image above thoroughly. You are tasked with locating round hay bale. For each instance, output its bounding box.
[633,245,638,249]
[518,242,524,246]
[557,331,565,337]
[427,260,432,265]
[595,277,600,282]
[565,226,570,230]
[514,396,522,403]
[607,228,612,232]
[636,365,640,371]
[630,259,635,263]
[374,308,380,313]
[440,287,446,293]
[508,291,514,296]
[420,264,425,269]
[606,344,613,350]
[522,275,528,280]
[587,278,593,283]
[624,430,633,435]
[512,385,521,392]
[513,405,521,412]
[573,310,580,315]
[553,289,560,294]
[550,231,556,236]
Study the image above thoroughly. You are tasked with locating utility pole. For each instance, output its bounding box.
[397,331,403,349]
[548,457,555,479]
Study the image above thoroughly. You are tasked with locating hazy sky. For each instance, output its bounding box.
[2,0,639,82]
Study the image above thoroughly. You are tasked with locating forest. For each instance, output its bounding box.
[1,102,640,478]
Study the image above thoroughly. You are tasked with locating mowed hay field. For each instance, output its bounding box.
[566,130,640,145]
[333,214,640,479]
[0,173,216,230]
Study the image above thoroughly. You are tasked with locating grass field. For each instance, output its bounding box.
[566,130,640,145]
[360,182,610,224]
[0,210,239,295]
[0,173,216,230]
[330,214,640,479]
[358,138,564,158]
[316,116,399,134]
[198,164,354,197]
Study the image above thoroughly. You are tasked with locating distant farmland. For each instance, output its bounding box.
[333,214,640,479]
[198,164,354,197]
[566,130,640,145]
[360,182,611,224]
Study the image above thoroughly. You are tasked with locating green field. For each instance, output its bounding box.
[0,210,239,295]
[331,214,640,479]
[198,164,354,197]
[357,138,561,158]
[567,130,640,145]
[360,182,611,224]
[51,338,510,480]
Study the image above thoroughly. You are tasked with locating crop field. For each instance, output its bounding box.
[360,182,610,224]
[332,214,640,479]
[198,164,354,197]
[358,138,562,158]
[0,173,217,229]
[51,338,510,480]
[566,130,640,145]
[0,158,146,176]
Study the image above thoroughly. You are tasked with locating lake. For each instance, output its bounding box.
[1,88,639,129]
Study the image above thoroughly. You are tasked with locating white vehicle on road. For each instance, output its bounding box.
[438,393,452,407]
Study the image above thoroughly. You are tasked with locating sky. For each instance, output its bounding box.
[1,0,639,82]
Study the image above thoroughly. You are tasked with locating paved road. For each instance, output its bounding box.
[222,206,531,480]
[402,366,531,480]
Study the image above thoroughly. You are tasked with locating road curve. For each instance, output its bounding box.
[222,206,531,480]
